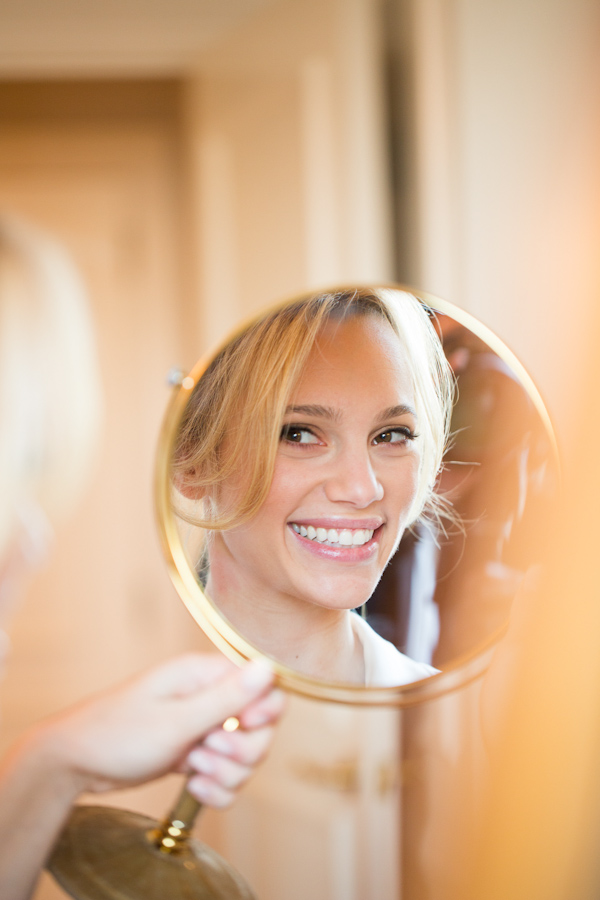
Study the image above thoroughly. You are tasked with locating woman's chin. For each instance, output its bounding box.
[299,581,375,613]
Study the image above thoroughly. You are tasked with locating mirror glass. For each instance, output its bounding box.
[156,286,557,704]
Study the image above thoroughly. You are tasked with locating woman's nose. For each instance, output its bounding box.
[323,449,383,507]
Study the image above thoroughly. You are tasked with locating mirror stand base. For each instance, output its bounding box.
[47,803,256,900]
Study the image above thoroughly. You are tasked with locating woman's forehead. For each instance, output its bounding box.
[290,315,415,406]
[308,314,409,372]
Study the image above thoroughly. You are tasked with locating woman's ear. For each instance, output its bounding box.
[173,467,205,500]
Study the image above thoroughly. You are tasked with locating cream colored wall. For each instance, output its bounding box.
[0,0,274,77]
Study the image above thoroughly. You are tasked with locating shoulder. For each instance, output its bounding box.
[351,613,439,688]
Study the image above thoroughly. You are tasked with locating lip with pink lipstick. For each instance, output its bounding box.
[287,518,383,561]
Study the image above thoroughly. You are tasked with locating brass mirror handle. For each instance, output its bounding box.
[148,715,241,853]
[148,784,202,854]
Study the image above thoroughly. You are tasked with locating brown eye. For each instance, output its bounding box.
[280,426,319,445]
[373,428,415,445]
[282,427,302,442]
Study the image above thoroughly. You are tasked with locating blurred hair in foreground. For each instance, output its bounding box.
[0,215,102,556]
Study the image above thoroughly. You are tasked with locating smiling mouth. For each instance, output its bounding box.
[290,523,375,547]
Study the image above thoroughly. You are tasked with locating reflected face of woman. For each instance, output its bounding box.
[211,315,421,613]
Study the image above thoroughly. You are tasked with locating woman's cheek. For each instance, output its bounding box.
[268,458,316,505]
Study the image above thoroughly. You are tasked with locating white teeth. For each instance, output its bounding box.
[291,524,376,546]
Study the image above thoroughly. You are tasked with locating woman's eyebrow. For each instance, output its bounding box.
[379,404,418,419]
[285,403,417,421]
[285,404,341,421]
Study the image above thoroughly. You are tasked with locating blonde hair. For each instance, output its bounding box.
[0,216,102,555]
[174,288,454,530]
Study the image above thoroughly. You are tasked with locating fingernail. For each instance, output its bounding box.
[240,660,274,692]
[188,776,213,803]
[270,688,286,709]
[205,731,232,754]
[243,710,270,727]
[243,689,286,727]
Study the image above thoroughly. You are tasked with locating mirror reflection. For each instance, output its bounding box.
[169,287,556,689]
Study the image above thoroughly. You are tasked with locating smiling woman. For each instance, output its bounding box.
[172,289,454,686]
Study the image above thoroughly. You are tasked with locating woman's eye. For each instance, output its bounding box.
[373,427,416,445]
[280,425,319,445]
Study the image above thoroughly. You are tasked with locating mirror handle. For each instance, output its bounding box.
[148,783,202,853]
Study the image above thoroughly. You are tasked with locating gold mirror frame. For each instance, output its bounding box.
[155,284,558,706]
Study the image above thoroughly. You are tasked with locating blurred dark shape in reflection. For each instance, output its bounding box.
[368,315,558,667]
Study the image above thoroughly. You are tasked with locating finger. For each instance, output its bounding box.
[144,654,236,698]
[187,748,252,791]
[237,688,286,729]
[202,724,276,766]
[186,774,236,809]
[176,661,276,739]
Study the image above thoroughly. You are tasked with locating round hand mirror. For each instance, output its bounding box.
[155,285,557,706]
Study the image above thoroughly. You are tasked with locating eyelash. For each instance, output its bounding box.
[372,427,419,446]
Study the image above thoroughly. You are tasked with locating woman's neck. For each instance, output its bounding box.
[205,546,365,685]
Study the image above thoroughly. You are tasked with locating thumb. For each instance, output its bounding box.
[175,660,276,739]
